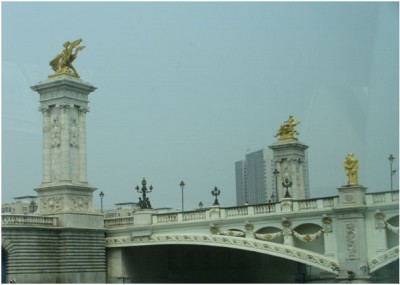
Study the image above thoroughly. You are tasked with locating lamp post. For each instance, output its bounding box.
[388,154,396,190]
[273,169,280,201]
[270,192,276,203]
[29,200,37,213]
[99,191,104,213]
[282,177,293,198]
[136,178,153,209]
[180,180,185,211]
[211,186,221,206]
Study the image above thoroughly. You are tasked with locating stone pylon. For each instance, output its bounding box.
[31,76,103,228]
[269,140,310,201]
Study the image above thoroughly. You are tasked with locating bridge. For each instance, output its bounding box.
[2,188,398,283]
[103,187,399,283]
[105,186,398,282]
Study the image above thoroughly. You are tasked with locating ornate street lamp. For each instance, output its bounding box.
[136,178,153,209]
[282,177,293,198]
[211,186,221,206]
[273,168,280,201]
[180,180,185,211]
[99,191,104,213]
[270,192,276,203]
[388,154,396,191]
[29,200,37,213]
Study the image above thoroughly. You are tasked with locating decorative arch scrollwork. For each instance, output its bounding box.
[374,210,399,234]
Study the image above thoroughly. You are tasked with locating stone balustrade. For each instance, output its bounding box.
[104,216,134,228]
[5,191,397,230]
[154,213,178,224]
[225,205,249,217]
[105,195,347,227]
[183,210,207,221]
[1,214,58,227]
[366,190,399,205]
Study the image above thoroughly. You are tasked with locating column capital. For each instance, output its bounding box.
[79,106,90,113]
[39,106,50,114]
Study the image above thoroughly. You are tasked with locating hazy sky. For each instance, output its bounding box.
[2,2,399,211]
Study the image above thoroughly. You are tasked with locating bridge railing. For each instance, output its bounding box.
[182,210,207,221]
[152,211,208,224]
[143,196,340,226]
[294,197,337,211]
[366,190,399,205]
[104,216,135,228]
[105,192,399,228]
[154,212,179,223]
[1,214,58,227]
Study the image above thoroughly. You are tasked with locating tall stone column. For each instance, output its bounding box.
[78,107,88,183]
[60,104,71,182]
[269,116,310,201]
[31,76,102,228]
[269,141,310,201]
[41,107,52,184]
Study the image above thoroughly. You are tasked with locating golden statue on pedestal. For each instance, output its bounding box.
[274,115,300,142]
[343,152,358,185]
[49,39,85,78]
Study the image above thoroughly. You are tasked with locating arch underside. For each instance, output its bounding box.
[1,239,13,254]
[368,245,399,273]
[106,233,339,274]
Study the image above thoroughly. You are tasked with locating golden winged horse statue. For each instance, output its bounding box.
[274,115,300,142]
[49,39,85,77]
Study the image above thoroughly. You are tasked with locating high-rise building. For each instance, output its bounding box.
[235,160,246,205]
[235,148,274,206]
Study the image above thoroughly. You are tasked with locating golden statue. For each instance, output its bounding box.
[49,39,85,78]
[274,115,300,141]
[343,152,358,185]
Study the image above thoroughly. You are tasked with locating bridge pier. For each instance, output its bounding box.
[107,248,130,283]
[323,227,336,259]
[334,185,371,282]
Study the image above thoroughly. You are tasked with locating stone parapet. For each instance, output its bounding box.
[2,227,106,283]
[336,185,367,208]
[2,215,58,227]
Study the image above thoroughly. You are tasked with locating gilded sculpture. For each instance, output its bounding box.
[49,39,85,78]
[275,115,300,141]
[343,152,358,185]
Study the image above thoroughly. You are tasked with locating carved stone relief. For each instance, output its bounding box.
[70,195,90,211]
[69,119,79,148]
[40,196,64,212]
[51,118,61,148]
[374,210,386,229]
[345,222,359,259]
[322,215,333,233]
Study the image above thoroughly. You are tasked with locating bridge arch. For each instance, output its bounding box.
[368,245,399,274]
[1,239,14,284]
[106,233,339,274]
[2,247,7,283]
[368,214,399,275]
[120,244,313,283]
